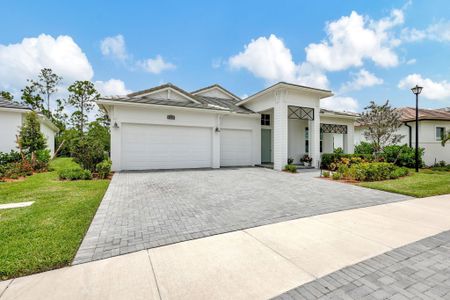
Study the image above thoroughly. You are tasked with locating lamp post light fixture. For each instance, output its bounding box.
[411,84,423,172]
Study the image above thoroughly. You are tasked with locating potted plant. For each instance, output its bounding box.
[300,154,312,166]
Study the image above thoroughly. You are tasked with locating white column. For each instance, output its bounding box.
[273,90,288,171]
[344,123,354,154]
[309,106,320,168]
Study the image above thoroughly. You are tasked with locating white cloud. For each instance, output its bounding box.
[227,7,407,90]
[211,58,224,69]
[228,34,328,89]
[402,21,450,43]
[100,34,128,61]
[138,55,176,74]
[398,74,450,101]
[100,34,176,74]
[321,96,359,112]
[0,34,93,93]
[305,9,403,71]
[95,79,132,96]
[340,69,383,92]
[406,58,416,65]
[229,35,297,82]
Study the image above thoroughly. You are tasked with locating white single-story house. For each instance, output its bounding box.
[97,82,358,171]
[355,107,450,165]
[0,98,58,156]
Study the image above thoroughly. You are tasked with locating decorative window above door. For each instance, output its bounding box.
[261,114,271,126]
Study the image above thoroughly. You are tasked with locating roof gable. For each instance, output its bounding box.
[191,84,240,100]
[126,83,200,104]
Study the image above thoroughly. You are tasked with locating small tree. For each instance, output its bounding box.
[18,112,47,163]
[1,91,14,101]
[21,83,44,112]
[20,68,62,116]
[36,68,63,112]
[359,100,404,154]
[442,130,450,147]
[67,81,100,133]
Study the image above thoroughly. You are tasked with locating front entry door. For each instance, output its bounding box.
[261,129,272,163]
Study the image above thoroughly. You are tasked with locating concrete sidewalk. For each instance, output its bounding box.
[1,194,450,300]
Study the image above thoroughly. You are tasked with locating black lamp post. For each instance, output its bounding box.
[411,84,423,172]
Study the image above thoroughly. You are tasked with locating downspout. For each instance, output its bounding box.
[404,122,412,147]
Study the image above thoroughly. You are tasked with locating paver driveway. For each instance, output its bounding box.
[74,168,411,264]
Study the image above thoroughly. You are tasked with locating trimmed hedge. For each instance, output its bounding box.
[58,168,92,180]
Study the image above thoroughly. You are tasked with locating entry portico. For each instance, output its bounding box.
[238,82,356,171]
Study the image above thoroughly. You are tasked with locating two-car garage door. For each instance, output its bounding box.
[121,124,253,170]
[121,124,212,170]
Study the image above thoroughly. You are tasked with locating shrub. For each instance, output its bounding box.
[33,149,51,171]
[1,161,33,179]
[382,145,424,168]
[389,167,409,179]
[332,172,341,180]
[333,147,344,155]
[354,142,376,155]
[321,153,373,170]
[96,159,112,179]
[348,162,399,181]
[287,158,294,164]
[323,171,330,178]
[0,151,21,165]
[71,136,106,171]
[284,164,297,173]
[58,168,92,180]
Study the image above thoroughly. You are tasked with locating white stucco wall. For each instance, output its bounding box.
[354,121,450,165]
[0,110,56,155]
[108,104,260,171]
[40,122,56,156]
[0,110,22,153]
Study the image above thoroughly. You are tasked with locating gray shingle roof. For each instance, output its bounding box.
[0,98,30,110]
[100,83,256,114]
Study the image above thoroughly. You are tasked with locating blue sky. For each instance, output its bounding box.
[1,0,450,112]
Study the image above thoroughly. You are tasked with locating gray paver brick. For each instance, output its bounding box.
[273,230,450,300]
[73,168,410,264]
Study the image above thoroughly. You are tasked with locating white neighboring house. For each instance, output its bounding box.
[0,98,59,156]
[355,107,450,166]
[97,82,358,172]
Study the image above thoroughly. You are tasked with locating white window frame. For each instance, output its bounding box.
[435,126,446,141]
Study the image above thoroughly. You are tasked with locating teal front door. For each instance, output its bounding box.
[261,129,272,163]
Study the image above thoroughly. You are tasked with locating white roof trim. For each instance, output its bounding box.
[134,86,201,104]
[237,82,333,106]
[192,86,240,100]
[96,99,259,118]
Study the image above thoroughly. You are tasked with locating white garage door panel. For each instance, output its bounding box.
[220,129,252,166]
[122,124,212,170]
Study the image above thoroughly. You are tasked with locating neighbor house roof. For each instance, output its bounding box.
[320,108,359,118]
[0,97,59,132]
[0,98,30,110]
[99,83,256,114]
[397,107,450,122]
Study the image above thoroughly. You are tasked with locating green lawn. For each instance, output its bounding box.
[359,169,450,198]
[0,158,109,280]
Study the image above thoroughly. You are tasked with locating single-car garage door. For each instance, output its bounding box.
[121,123,212,170]
[220,129,252,166]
